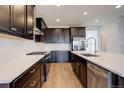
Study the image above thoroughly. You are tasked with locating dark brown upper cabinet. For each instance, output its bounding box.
[51,28,58,43]
[63,28,70,43]
[36,18,47,33]
[57,29,64,43]
[26,5,34,39]
[35,18,47,42]
[44,28,70,43]
[70,27,86,38]
[57,28,70,43]
[10,5,26,35]
[0,5,34,39]
[44,29,53,43]
[0,5,10,31]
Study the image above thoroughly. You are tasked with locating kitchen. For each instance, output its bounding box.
[0,5,124,88]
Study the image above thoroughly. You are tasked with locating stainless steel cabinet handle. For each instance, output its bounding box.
[45,56,50,60]
[11,27,15,30]
[11,28,17,31]
[14,28,17,31]
[30,81,36,87]
[77,63,80,66]
[30,69,35,74]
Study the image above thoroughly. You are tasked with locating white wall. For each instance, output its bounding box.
[100,16,124,54]
[35,42,71,51]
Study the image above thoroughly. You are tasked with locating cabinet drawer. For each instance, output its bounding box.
[23,68,41,88]
[35,81,41,88]
[12,62,40,88]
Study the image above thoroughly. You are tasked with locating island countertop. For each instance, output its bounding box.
[0,51,51,84]
[71,51,124,77]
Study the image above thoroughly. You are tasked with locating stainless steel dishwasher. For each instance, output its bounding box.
[87,62,112,88]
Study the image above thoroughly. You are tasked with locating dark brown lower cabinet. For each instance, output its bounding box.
[71,53,87,88]
[22,68,41,88]
[111,74,124,88]
[35,81,41,88]
[51,51,69,63]
[79,59,87,88]
[10,59,43,88]
[117,76,124,88]
[0,5,34,39]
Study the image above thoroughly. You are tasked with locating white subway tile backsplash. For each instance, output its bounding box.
[43,43,71,51]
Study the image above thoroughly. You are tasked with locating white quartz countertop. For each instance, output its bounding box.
[0,53,48,83]
[71,51,124,77]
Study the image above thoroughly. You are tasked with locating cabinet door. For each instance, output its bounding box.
[57,29,65,43]
[36,18,47,33]
[80,61,87,88]
[56,51,65,62]
[71,55,81,79]
[78,27,85,37]
[70,27,85,37]
[45,29,53,43]
[12,5,26,35]
[0,5,10,31]
[26,5,34,38]
[44,28,70,43]
[63,51,69,62]
[36,18,41,30]
[44,29,48,42]
[70,28,79,37]
[52,29,58,43]
[51,51,69,63]
[64,29,70,43]
[75,62,81,79]
[35,81,41,88]
[71,54,77,73]
[42,20,46,33]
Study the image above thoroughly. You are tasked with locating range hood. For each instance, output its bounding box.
[33,28,44,35]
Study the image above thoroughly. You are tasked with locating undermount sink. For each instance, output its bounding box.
[81,53,99,57]
[26,52,48,55]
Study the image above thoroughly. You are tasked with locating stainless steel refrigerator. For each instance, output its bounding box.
[72,37,85,51]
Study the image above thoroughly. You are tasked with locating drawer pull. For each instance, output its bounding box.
[30,81,36,87]
[30,69,36,74]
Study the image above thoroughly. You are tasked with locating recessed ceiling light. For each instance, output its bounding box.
[56,5,61,7]
[56,19,60,22]
[83,11,88,15]
[115,5,122,8]
[95,19,99,22]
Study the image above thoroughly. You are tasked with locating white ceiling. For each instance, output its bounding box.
[36,5,124,27]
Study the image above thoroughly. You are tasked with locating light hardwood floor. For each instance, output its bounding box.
[43,63,82,88]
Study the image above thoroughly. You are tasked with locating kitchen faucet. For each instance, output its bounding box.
[86,37,97,54]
